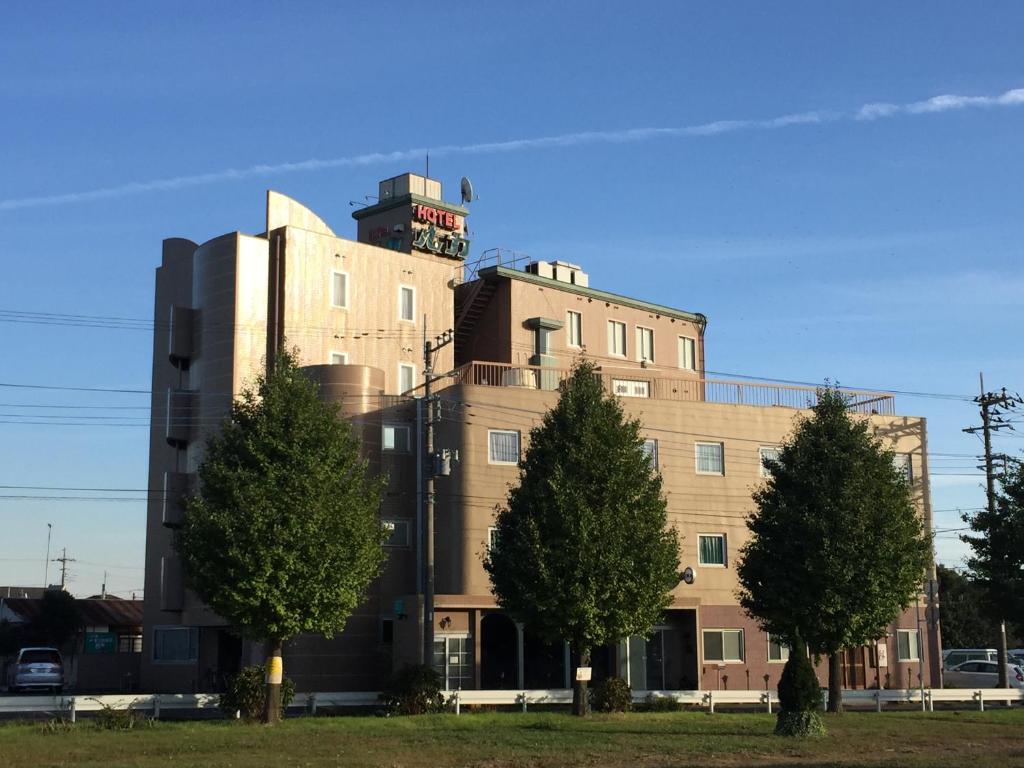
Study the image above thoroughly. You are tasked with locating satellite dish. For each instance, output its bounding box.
[681,567,695,585]
[460,176,475,205]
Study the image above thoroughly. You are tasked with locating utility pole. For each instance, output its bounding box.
[963,373,1022,689]
[422,326,455,668]
[43,522,52,588]
[52,547,75,591]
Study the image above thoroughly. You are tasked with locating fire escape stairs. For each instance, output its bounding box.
[455,278,498,348]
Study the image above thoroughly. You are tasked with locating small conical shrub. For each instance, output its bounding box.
[775,635,825,737]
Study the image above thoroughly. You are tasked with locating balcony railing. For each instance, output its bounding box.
[438,361,895,415]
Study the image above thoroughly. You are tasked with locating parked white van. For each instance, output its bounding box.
[942,648,997,670]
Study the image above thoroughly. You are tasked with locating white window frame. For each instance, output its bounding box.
[331,270,349,309]
[697,533,727,567]
[759,446,781,478]
[382,424,411,453]
[896,629,920,661]
[567,310,582,348]
[607,320,627,358]
[612,379,650,398]
[702,628,745,663]
[330,351,348,365]
[382,519,410,547]
[642,438,659,469]
[399,285,416,323]
[678,336,696,371]
[695,441,725,475]
[432,633,473,690]
[767,633,790,663]
[398,363,416,394]
[488,429,520,465]
[487,526,499,551]
[635,326,655,363]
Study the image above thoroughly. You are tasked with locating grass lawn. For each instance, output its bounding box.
[3,709,1024,768]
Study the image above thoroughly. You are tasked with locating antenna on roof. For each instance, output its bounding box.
[460,176,475,205]
[426,152,430,179]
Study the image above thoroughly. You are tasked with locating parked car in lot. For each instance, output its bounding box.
[944,660,1024,690]
[942,648,997,669]
[4,647,64,693]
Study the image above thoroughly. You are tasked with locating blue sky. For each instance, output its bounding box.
[1,2,1022,595]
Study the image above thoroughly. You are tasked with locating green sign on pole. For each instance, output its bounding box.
[84,632,117,654]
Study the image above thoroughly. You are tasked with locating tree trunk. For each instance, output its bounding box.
[827,652,843,714]
[263,638,283,725]
[571,645,591,717]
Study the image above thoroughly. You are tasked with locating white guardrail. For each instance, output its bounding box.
[0,688,1020,720]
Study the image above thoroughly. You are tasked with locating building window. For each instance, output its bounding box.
[759,446,781,477]
[382,424,411,452]
[636,327,655,363]
[642,438,659,469]
[382,519,410,547]
[608,320,627,357]
[432,635,473,690]
[703,629,744,663]
[381,618,394,645]
[399,285,415,322]
[152,626,198,663]
[695,442,725,475]
[330,351,348,365]
[767,634,790,663]
[331,271,348,309]
[896,629,920,661]
[698,534,726,566]
[118,634,143,653]
[612,379,650,398]
[488,526,499,551]
[398,363,415,394]
[488,430,520,465]
[893,453,913,484]
[567,311,582,348]
[678,336,696,371]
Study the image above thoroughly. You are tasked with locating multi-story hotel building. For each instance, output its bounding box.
[141,173,940,694]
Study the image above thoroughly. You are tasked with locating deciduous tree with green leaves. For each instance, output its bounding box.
[484,361,681,716]
[176,349,387,724]
[737,387,930,714]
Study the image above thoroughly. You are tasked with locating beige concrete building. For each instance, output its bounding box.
[141,173,940,694]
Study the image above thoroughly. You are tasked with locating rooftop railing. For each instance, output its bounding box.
[438,361,896,415]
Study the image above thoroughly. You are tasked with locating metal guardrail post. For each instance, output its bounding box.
[307,693,317,715]
[68,696,76,723]
[153,695,161,719]
[976,690,984,712]
[454,690,460,716]
[762,692,771,714]
[520,691,527,713]
[875,690,881,713]
[707,691,715,714]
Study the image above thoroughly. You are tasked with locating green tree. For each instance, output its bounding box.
[962,459,1024,683]
[484,361,681,716]
[176,349,387,724]
[737,387,931,713]
[935,565,1000,649]
[29,590,82,649]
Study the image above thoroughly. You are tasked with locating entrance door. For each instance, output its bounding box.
[433,636,473,690]
[841,647,868,689]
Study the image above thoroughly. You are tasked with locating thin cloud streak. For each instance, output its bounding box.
[2,86,1022,212]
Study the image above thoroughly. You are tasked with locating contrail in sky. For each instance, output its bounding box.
[2,85,1022,212]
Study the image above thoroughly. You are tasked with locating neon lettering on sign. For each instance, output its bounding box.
[412,224,470,260]
[413,204,463,232]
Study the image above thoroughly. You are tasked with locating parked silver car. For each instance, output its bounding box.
[944,660,1024,690]
[5,647,64,693]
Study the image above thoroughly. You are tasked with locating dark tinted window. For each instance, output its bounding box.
[21,650,61,665]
